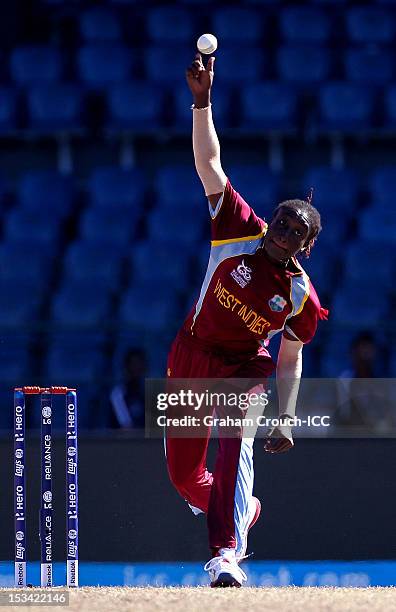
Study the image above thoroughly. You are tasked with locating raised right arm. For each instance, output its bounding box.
[186,53,227,210]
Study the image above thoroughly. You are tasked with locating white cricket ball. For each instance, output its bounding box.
[197,33,218,55]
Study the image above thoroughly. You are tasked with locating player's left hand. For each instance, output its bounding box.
[264,416,294,454]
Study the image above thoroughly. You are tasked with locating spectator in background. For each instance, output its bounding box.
[340,331,378,379]
[109,348,146,429]
[335,332,393,434]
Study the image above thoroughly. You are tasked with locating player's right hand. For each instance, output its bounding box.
[264,416,294,454]
[264,434,294,454]
[186,53,215,103]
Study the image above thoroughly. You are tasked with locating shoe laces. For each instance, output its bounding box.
[204,554,247,582]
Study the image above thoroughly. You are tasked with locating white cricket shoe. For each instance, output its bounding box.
[204,548,247,588]
[237,496,261,563]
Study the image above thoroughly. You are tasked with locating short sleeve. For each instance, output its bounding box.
[210,178,266,242]
[285,281,328,344]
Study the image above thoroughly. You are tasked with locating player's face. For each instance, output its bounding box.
[264,207,310,263]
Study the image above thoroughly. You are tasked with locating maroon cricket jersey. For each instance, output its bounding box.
[182,179,327,355]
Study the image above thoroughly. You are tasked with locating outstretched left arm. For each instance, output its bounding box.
[264,334,303,454]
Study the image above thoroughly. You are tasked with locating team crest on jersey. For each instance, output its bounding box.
[230,259,252,288]
[268,294,287,312]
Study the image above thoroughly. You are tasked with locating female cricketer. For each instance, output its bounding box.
[165,54,328,588]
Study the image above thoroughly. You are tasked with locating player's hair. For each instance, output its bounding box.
[273,191,322,258]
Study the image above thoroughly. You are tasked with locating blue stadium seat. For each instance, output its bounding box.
[51,282,111,328]
[0,173,9,208]
[4,209,62,249]
[212,8,264,43]
[0,243,53,284]
[88,166,146,210]
[111,334,147,381]
[0,348,31,394]
[195,244,211,278]
[27,84,84,132]
[18,171,75,218]
[388,351,396,377]
[331,283,389,327]
[42,347,105,428]
[343,242,393,289]
[384,85,396,128]
[80,7,121,41]
[0,332,31,355]
[107,82,164,131]
[358,208,396,244]
[302,166,359,212]
[346,7,395,44]
[184,282,200,305]
[144,46,191,83]
[47,335,109,412]
[369,167,396,208]
[240,83,297,130]
[147,208,204,247]
[314,210,347,248]
[0,88,17,133]
[48,330,108,352]
[77,45,133,87]
[10,46,62,85]
[129,241,190,290]
[155,165,206,209]
[227,165,279,213]
[302,245,337,297]
[277,45,331,85]
[280,7,331,42]
[119,285,180,333]
[79,209,137,247]
[318,82,374,131]
[320,331,355,377]
[63,242,124,291]
[173,83,229,129]
[192,246,210,280]
[0,280,41,329]
[128,275,186,299]
[146,7,194,42]
[45,346,105,385]
[147,346,169,377]
[215,47,265,84]
[344,48,394,85]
